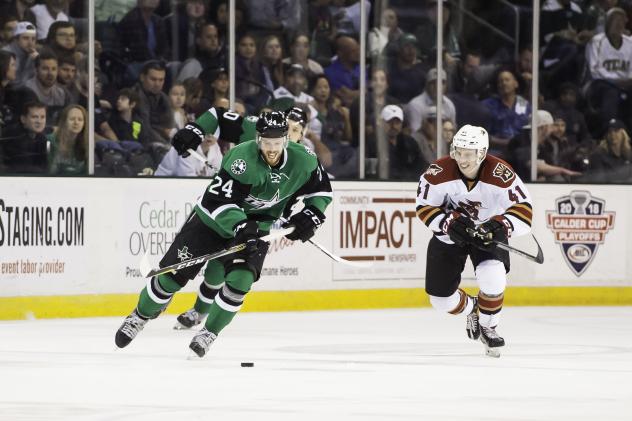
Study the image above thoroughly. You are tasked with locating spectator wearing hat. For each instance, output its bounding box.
[176,23,227,83]
[543,82,592,146]
[30,0,69,41]
[0,1,37,28]
[2,21,38,86]
[405,67,456,133]
[386,32,428,103]
[324,35,362,107]
[372,104,425,180]
[586,118,632,182]
[507,110,582,181]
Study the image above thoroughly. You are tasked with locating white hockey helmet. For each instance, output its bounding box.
[450,124,489,164]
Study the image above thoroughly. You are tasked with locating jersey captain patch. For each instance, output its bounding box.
[425,163,443,176]
[492,162,515,183]
[230,159,247,175]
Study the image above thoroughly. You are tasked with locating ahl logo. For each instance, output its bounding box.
[424,163,443,176]
[546,190,615,276]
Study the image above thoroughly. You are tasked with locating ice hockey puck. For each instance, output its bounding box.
[241,362,254,367]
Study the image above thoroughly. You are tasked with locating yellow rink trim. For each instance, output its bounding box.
[0,287,631,320]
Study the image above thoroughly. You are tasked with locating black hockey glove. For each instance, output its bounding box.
[440,211,475,247]
[172,123,204,157]
[283,206,326,242]
[229,220,259,259]
[473,216,511,251]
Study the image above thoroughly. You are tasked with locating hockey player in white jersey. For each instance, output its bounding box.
[415,124,533,357]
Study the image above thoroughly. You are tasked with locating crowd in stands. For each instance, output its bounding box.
[0,0,631,182]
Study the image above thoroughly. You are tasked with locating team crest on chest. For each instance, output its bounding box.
[457,199,484,220]
[492,162,515,183]
[231,159,247,175]
[270,172,290,184]
[425,163,443,176]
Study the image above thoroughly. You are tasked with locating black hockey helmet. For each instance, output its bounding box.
[256,111,289,149]
[285,106,308,128]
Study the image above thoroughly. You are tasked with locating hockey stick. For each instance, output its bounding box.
[140,227,295,278]
[279,216,374,268]
[466,228,544,264]
[187,148,217,173]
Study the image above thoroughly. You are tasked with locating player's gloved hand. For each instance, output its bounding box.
[440,211,475,246]
[473,216,511,251]
[172,123,204,157]
[229,220,259,259]
[283,206,325,242]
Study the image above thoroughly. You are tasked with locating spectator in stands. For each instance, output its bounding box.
[243,0,301,36]
[411,106,449,165]
[118,0,168,80]
[405,68,456,133]
[198,66,227,113]
[585,7,632,134]
[368,7,403,59]
[371,104,425,180]
[274,64,314,104]
[209,0,248,43]
[308,0,337,66]
[414,0,461,62]
[47,104,87,175]
[235,33,269,114]
[586,118,632,182]
[155,131,222,177]
[133,60,175,149]
[310,74,357,178]
[45,21,80,63]
[176,23,226,83]
[584,0,623,35]
[286,104,332,167]
[350,67,397,148]
[57,55,77,102]
[282,33,324,85]
[164,0,209,62]
[324,35,361,107]
[543,82,592,146]
[386,33,428,104]
[260,35,285,92]
[169,82,187,130]
[0,16,18,49]
[1,50,18,152]
[514,46,534,98]
[0,1,37,27]
[481,68,531,149]
[2,101,48,174]
[182,77,204,119]
[24,50,71,110]
[95,0,136,23]
[2,21,38,87]
[329,0,370,37]
[442,119,456,146]
[30,0,69,41]
[104,88,144,143]
[507,110,582,181]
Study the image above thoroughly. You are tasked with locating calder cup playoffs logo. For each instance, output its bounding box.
[546,190,615,276]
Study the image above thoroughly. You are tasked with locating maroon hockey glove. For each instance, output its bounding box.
[441,211,475,246]
[473,216,512,250]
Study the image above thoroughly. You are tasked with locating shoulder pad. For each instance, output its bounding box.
[423,157,460,185]
[479,155,516,187]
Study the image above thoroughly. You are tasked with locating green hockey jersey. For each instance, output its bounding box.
[194,140,333,238]
[195,107,257,145]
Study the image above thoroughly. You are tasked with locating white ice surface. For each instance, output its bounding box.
[0,307,631,421]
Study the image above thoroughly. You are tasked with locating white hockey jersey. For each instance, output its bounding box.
[415,155,533,244]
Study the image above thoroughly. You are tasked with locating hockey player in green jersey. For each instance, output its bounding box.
[115,111,333,357]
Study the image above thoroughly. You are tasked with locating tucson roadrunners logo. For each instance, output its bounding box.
[546,190,615,276]
[424,163,443,176]
[457,199,483,220]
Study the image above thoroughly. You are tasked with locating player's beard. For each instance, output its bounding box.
[262,150,282,166]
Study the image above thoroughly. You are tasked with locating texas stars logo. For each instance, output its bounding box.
[231,159,247,175]
[177,246,193,261]
[546,190,615,276]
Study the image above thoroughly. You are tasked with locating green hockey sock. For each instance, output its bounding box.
[204,268,253,335]
[137,274,182,318]
[194,260,226,314]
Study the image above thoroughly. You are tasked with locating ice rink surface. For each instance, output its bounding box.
[1,307,631,421]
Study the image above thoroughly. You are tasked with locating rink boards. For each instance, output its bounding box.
[0,177,631,319]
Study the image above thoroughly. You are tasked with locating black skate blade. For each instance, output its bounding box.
[189,342,206,358]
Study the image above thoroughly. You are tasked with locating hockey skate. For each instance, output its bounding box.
[480,325,505,358]
[174,308,206,330]
[115,310,148,348]
[466,296,480,340]
[189,328,217,358]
